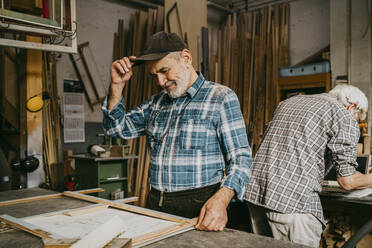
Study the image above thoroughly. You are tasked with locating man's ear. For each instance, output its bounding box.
[180,49,192,66]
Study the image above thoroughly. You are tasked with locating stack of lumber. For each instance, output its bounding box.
[113,7,164,207]
[208,3,289,154]
[322,211,352,248]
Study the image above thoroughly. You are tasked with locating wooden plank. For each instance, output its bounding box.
[231,39,239,94]
[139,148,150,207]
[273,4,280,106]
[62,204,109,217]
[113,196,139,204]
[42,238,78,248]
[132,218,197,246]
[50,54,64,191]
[363,136,371,155]
[63,191,185,223]
[70,216,126,248]
[2,98,19,129]
[265,5,273,125]
[106,238,132,248]
[155,6,164,33]
[247,11,256,135]
[0,214,65,239]
[278,73,331,86]
[256,7,268,148]
[26,36,43,188]
[217,29,222,83]
[0,188,104,207]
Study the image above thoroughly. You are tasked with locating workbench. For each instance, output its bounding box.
[320,189,372,247]
[0,188,308,248]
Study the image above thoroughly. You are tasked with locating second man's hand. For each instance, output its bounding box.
[108,56,136,110]
[195,186,235,231]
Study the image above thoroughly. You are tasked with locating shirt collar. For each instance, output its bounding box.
[186,72,204,98]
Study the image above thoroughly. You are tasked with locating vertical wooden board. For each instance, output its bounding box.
[26,36,43,187]
[51,55,63,190]
[256,8,267,150]
[164,0,207,69]
[243,33,252,130]
[231,40,239,95]
[247,12,256,131]
[155,6,164,33]
[217,29,222,83]
[265,6,273,125]
[139,149,150,207]
[209,28,214,82]
[273,4,280,106]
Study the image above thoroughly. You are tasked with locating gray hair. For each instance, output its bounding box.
[328,84,368,120]
[166,51,182,60]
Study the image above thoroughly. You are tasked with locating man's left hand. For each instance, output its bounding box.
[195,186,235,231]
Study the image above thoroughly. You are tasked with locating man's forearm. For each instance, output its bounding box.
[107,84,124,111]
[338,171,372,190]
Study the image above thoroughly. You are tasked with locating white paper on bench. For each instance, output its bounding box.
[344,188,372,198]
[23,208,176,239]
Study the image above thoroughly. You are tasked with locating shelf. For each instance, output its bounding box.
[99,177,128,184]
[277,73,331,104]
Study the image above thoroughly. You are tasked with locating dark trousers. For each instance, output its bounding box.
[146,183,220,219]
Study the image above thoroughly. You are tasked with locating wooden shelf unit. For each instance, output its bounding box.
[277,73,331,104]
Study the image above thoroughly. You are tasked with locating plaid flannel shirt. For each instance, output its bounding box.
[244,94,360,225]
[102,73,252,200]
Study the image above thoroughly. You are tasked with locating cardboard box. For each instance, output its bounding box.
[110,145,130,157]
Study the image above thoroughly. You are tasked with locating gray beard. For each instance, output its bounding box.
[164,71,190,99]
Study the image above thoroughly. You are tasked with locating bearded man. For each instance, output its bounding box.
[102,31,252,231]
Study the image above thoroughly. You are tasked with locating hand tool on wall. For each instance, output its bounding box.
[68,53,94,111]
[166,2,188,46]
[78,42,104,105]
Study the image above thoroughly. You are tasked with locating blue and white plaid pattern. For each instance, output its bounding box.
[102,73,252,200]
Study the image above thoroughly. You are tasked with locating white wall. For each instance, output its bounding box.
[57,0,136,122]
[289,0,330,65]
[331,0,372,134]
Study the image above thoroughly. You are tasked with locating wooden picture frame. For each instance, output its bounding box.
[0,189,197,247]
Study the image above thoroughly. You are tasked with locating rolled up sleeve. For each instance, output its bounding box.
[218,90,252,200]
[327,110,360,177]
[101,95,152,139]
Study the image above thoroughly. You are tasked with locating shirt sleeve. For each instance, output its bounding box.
[101,95,154,139]
[327,106,360,177]
[217,89,252,200]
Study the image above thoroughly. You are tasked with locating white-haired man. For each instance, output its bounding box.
[244,84,370,247]
[102,31,252,231]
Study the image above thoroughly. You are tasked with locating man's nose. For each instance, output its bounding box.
[156,74,167,86]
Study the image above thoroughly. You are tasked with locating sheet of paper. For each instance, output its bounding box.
[63,92,85,143]
[23,208,176,239]
[344,188,372,198]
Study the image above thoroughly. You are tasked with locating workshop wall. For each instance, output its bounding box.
[331,0,372,135]
[56,0,136,123]
[289,0,330,66]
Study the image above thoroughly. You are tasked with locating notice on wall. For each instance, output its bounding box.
[63,80,85,143]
